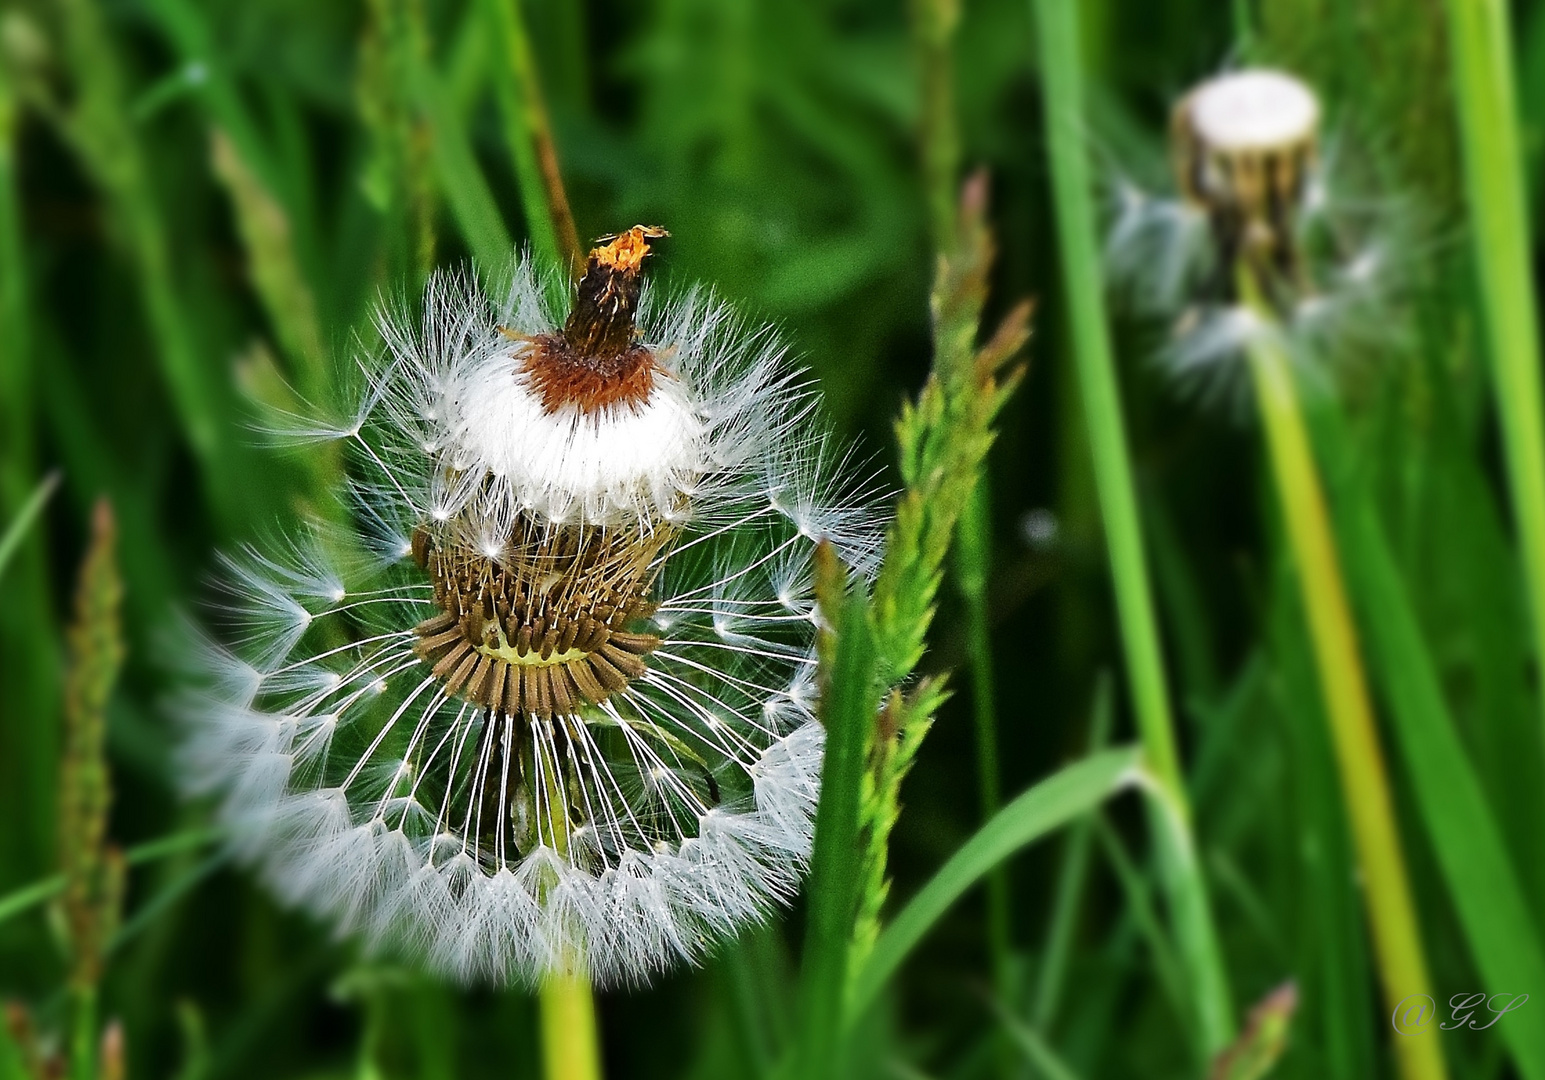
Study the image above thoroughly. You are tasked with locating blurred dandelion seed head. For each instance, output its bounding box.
[1105,68,1403,409]
[1184,70,1319,155]
[178,229,885,987]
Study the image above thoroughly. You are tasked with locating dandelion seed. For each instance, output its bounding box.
[179,227,884,986]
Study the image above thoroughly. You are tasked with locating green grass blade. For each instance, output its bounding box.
[1442,0,1545,744]
[956,480,1011,998]
[0,827,218,928]
[481,0,579,277]
[1092,813,1188,1028]
[795,572,878,1080]
[992,1003,1084,1080]
[1323,422,1545,1080]
[1031,673,1113,1030]
[412,58,514,272]
[850,745,1140,1016]
[0,471,59,586]
[55,0,245,523]
[1031,0,1180,807]
[1030,0,1233,1052]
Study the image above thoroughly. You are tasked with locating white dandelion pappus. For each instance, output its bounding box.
[180,227,885,986]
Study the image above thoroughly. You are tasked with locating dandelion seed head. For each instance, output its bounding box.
[1186,69,1319,153]
[180,228,885,987]
[1102,67,1405,401]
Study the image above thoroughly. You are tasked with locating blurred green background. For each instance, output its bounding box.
[6,0,1545,1076]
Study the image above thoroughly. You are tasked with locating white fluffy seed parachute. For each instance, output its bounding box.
[177,236,886,987]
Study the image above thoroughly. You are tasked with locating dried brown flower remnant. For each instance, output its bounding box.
[520,226,670,414]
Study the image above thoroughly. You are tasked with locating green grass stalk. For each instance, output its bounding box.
[55,0,243,526]
[797,556,879,1080]
[909,0,1013,1008]
[1440,0,1545,744]
[957,484,1012,1000]
[59,501,126,1080]
[844,176,1028,1004]
[1031,676,1111,1030]
[484,0,583,276]
[1030,0,1233,1054]
[1241,296,1445,1080]
[0,61,64,895]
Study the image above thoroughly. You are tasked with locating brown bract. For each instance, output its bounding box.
[518,225,670,414]
[410,519,670,721]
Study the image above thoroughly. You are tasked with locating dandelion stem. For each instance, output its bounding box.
[1240,276,1446,1080]
[529,732,605,1080]
[538,970,603,1080]
[1440,0,1545,747]
[1031,0,1233,1055]
[484,0,583,277]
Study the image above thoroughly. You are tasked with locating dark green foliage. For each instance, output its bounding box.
[5,0,1545,1077]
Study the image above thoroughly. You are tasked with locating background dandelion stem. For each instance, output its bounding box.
[1030,0,1233,1055]
[1240,289,1444,1080]
[1440,0,1545,746]
[0,471,59,586]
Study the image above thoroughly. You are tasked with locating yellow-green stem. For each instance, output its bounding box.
[530,733,604,1080]
[539,970,602,1080]
[1243,300,1445,1080]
